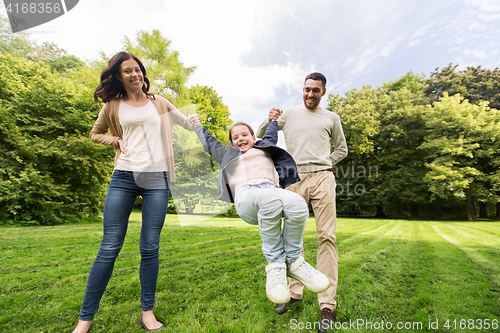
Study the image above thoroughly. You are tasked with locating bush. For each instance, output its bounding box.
[0,54,113,225]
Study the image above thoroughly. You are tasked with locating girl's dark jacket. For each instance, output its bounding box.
[194,120,300,203]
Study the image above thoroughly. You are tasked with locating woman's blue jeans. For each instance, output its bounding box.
[79,170,169,321]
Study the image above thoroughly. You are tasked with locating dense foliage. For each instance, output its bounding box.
[0,18,231,224]
[331,67,500,220]
[0,53,112,224]
[2,13,499,222]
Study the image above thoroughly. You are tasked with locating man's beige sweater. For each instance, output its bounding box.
[257,105,347,173]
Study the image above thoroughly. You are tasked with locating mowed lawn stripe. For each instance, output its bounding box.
[336,221,410,320]
[339,220,405,258]
[335,221,453,332]
[421,222,500,324]
[427,222,500,295]
[461,222,500,237]
[337,219,396,250]
[367,221,440,328]
[336,218,390,234]
[439,222,500,246]
[1,217,499,332]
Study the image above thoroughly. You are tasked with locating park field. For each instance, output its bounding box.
[1,215,499,332]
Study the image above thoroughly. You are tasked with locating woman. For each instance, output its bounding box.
[72,51,196,333]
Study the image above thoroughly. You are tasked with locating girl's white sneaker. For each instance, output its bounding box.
[265,262,291,304]
[288,256,330,293]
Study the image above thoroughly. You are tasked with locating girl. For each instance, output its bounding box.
[189,115,330,304]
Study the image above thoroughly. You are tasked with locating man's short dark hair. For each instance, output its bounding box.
[305,72,327,89]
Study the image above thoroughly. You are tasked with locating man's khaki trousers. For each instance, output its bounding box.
[286,170,338,311]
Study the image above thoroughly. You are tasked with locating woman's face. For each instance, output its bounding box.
[118,58,144,93]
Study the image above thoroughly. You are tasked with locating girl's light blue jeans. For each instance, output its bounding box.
[79,170,169,321]
[234,179,309,264]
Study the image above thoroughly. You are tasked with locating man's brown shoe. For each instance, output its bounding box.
[319,308,336,332]
[274,297,301,314]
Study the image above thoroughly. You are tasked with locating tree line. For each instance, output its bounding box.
[331,68,500,221]
[0,17,231,225]
[1,15,499,224]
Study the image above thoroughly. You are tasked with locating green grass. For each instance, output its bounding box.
[1,214,499,332]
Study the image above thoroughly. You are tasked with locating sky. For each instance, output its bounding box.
[2,0,500,134]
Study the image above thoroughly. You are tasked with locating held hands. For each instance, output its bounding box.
[269,107,283,121]
[188,114,202,127]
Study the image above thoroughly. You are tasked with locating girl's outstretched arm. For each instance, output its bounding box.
[259,120,279,146]
[189,114,227,165]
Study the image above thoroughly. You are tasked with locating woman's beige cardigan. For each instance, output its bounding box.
[89,95,195,183]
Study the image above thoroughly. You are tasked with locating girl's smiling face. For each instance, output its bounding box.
[231,125,256,152]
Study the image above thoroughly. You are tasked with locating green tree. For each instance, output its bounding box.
[328,86,380,213]
[370,88,429,217]
[329,86,380,161]
[121,30,232,215]
[383,70,426,94]
[189,85,232,141]
[169,86,232,214]
[0,54,112,225]
[1,16,85,74]
[419,93,500,221]
[424,64,500,109]
[123,30,231,214]
[1,16,36,59]
[123,30,196,103]
[330,83,431,218]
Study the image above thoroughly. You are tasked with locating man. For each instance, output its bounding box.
[256,72,347,331]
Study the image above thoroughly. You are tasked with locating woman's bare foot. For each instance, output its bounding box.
[140,310,164,330]
[72,320,92,333]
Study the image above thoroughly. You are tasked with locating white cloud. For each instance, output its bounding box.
[342,34,405,78]
[188,58,309,127]
[2,0,500,130]
[408,24,434,46]
[464,48,487,59]
[284,4,306,25]
[464,0,500,12]
[464,0,500,20]
[469,22,487,30]
[463,46,499,59]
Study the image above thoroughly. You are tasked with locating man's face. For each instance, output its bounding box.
[303,79,326,110]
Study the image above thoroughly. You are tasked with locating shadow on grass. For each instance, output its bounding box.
[0,218,499,332]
